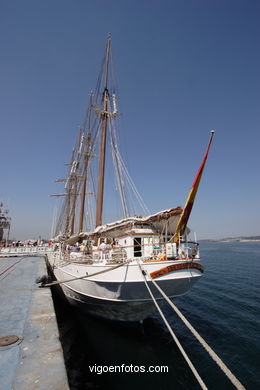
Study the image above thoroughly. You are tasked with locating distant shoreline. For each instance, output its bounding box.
[200,237,260,243]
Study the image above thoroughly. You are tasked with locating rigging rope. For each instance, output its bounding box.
[117,151,150,215]
[53,37,149,234]
[41,258,133,288]
[142,265,246,390]
[109,123,129,218]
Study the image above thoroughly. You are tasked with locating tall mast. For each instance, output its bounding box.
[65,151,75,234]
[70,177,77,235]
[70,129,82,235]
[95,34,111,228]
[78,93,93,233]
[78,132,91,233]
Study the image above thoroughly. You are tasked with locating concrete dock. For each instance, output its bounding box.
[0,256,69,390]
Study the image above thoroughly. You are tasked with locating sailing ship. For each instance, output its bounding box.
[47,35,214,322]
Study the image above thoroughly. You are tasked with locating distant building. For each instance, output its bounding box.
[0,203,11,243]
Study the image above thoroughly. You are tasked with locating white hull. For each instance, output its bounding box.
[47,253,203,322]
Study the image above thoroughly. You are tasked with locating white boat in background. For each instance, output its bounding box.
[47,35,214,322]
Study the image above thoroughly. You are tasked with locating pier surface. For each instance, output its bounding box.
[0,256,69,390]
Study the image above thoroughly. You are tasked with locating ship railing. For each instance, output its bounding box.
[0,246,55,256]
[67,248,128,264]
[51,240,200,264]
[178,241,200,259]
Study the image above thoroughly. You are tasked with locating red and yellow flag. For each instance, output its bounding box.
[173,130,215,243]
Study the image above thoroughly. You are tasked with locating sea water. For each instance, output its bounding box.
[54,242,260,390]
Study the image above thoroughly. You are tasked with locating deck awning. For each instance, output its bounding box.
[55,207,183,244]
[80,207,183,239]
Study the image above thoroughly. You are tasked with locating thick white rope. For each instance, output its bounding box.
[137,262,208,390]
[148,274,246,390]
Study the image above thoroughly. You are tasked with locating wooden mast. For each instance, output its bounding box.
[70,129,82,235]
[70,178,77,235]
[78,92,93,233]
[65,151,75,234]
[95,34,111,228]
[78,133,91,233]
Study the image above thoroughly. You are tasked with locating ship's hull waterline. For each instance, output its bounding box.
[47,255,203,322]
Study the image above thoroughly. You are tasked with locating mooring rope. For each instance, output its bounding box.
[137,262,208,390]
[141,265,246,390]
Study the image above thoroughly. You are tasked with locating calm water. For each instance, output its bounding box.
[54,242,260,390]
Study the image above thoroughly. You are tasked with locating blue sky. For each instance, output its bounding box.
[0,0,259,240]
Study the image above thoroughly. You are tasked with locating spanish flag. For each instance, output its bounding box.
[173,130,215,243]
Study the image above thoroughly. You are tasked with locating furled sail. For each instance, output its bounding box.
[173,130,215,242]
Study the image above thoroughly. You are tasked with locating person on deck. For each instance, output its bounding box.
[99,240,107,260]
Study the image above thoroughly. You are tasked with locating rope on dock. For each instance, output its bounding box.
[0,257,25,277]
[140,264,246,390]
[137,262,208,390]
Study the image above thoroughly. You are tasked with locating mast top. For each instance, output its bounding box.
[104,33,111,90]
